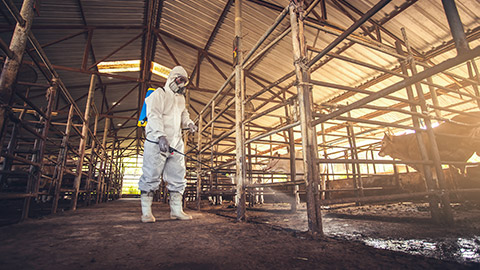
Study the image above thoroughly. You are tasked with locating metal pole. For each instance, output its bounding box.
[441,0,469,55]
[307,0,391,68]
[311,45,480,127]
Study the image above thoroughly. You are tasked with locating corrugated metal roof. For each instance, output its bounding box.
[1,0,479,157]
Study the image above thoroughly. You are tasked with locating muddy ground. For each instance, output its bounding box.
[209,200,480,266]
[0,199,478,269]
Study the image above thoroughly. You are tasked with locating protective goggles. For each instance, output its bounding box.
[174,76,189,86]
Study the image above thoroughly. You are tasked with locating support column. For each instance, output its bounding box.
[288,124,298,211]
[395,40,443,223]
[0,0,35,152]
[347,123,363,199]
[85,114,99,206]
[196,115,203,210]
[52,105,75,214]
[96,118,109,203]
[235,0,247,221]
[290,2,323,236]
[467,61,480,110]
[71,74,97,210]
[402,28,453,224]
[441,0,469,55]
[321,123,330,199]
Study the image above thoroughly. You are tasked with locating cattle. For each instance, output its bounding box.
[378,112,480,176]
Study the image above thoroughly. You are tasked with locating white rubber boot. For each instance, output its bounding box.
[141,193,156,223]
[169,192,192,220]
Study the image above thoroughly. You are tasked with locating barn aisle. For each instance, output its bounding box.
[0,199,471,270]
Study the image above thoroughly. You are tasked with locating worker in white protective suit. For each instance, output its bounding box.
[138,66,197,223]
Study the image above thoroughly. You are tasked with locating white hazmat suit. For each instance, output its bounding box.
[138,66,196,222]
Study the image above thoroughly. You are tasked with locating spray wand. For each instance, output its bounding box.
[168,146,225,175]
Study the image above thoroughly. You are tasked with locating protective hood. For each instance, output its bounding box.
[166,66,188,94]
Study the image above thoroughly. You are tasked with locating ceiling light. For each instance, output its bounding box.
[97,60,171,79]
[151,62,171,79]
[97,60,141,73]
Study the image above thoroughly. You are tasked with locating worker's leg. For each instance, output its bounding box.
[163,140,191,220]
[163,140,186,194]
[138,140,167,223]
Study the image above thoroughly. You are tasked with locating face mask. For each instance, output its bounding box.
[169,80,185,94]
[169,76,188,94]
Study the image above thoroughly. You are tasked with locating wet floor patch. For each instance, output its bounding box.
[328,232,480,264]
[236,202,480,266]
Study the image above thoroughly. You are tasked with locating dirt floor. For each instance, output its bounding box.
[210,200,480,266]
[0,199,478,269]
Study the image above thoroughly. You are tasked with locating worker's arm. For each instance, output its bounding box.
[145,89,166,141]
[181,101,194,129]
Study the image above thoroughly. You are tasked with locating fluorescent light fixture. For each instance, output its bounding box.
[151,62,171,79]
[97,60,172,79]
[97,60,141,73]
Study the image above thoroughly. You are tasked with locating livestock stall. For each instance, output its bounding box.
[0,0,479,236]
[1,0,480,268]
[184,0,480,234]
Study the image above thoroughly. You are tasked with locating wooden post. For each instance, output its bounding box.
[285,98,299,209]
[0,0,35,151]
[34,79,58,192]
[402,28,453,224]
[22,80,57,220]
[85,113,99,206]
[210,101,215,203]
[290,2,323,235]
[107,138,116,201]
[321,123,330,199]
[394,40,443,223]
[52,105,75,214]
[467,61,480,110]
[426,77,442,117]
[347,123,364,198]
[196,114,203,210]
[71,74,96,210]
[96,118,109,203]
[235,0,247,221]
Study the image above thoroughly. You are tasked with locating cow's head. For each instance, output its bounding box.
[263,152,281,172]
[378,132,394,157]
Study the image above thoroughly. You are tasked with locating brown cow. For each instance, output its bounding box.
[379,112,480,175]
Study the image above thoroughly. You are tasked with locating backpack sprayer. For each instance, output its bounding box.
[139,87,228,175]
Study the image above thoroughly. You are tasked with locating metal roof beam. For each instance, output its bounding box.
[335,0,422,57]
[89,31,145,70]
[189,0,234,84]
[156,32,180,66]
[27,30,87,52]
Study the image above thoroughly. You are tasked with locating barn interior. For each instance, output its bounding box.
[1,0,480,268]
